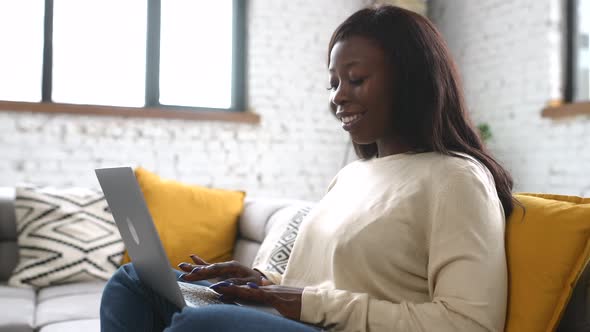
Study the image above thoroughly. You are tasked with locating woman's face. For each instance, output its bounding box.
[328,36,395,146]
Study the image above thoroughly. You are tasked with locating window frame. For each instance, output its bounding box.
[0,0,255,123]
[542,0,590,118]
[565,0,579,103]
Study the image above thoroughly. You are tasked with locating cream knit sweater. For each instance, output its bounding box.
[261,152,507,332]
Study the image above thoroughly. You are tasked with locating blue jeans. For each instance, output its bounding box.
[100,264,322,332]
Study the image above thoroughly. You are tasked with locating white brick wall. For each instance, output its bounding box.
[0,0,371,201]
[429,0,590,196]
[371,0,427,15]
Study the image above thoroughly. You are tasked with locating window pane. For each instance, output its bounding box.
[575,0,590,101]
[52,0,147,107]
[159,0,233,109]
[0,1,44,102]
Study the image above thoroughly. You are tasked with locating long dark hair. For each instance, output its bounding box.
[329,5,517,218]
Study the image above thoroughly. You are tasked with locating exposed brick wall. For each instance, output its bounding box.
[429,0,590,196]
[0,0,370,201]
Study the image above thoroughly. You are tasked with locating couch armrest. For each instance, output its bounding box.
[0,187,17,282]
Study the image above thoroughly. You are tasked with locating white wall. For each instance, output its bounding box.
[429,0,590,196]
[0,0,371,201]
[372,0,426,14]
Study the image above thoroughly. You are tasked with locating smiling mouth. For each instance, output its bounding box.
[340,113,365,131]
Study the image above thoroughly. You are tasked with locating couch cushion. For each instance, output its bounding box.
[0,187,17,282]
[120,167,246,267]
[38,319,100,332]
[557,258,590,331]
[239,198,309,243]
[0,242,18,282]
[0,187,16,241]
[506,193,590,332]
[35,281,105,329]
[0,285,35,332]
[252,205,313,273]
[9,185,124,288]
[233,239,262,267]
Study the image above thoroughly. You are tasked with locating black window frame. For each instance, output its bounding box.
[565,0,588,103]
[39,0,246,112]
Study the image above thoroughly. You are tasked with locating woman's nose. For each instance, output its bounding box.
[331,84,349,106]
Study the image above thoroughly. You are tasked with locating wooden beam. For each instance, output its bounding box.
[0,101,261,124]
[542,101,590,119]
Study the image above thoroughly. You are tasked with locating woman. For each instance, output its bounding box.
[100,5,514,332]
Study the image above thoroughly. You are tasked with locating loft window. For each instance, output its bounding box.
[0,0,246,112]
[566,0,590,102]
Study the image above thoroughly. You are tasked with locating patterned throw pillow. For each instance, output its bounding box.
[8,185,124,288]
[253,206,312,274]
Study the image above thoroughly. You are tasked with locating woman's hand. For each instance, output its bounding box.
[177,254,273,286]
[210,281,303,320]
[178,255,302,319]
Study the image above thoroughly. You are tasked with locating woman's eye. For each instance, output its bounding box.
[349,78,365,86]
[326,77,364,91]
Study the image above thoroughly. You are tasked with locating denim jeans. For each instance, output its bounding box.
[100,263,322,332]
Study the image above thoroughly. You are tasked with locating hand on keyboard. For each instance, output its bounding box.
[178,255,272,286]
[177,281,227,307]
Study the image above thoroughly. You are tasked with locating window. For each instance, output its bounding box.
[0,0,246,115]
[0,1,44,102]
[566,0,590,102]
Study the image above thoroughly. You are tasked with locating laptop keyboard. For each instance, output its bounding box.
[177,281,226,307]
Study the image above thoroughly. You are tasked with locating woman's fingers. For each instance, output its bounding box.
[210,282,267,303]
[190,254,209,265]
[178,258,264,285]
[180,261,239,281]
[177,262,196,272]
[177,254,210,275]
[208,284,303,319]
[223,277,255,285]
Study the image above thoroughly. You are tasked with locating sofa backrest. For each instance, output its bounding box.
[0,187,17,281]
[0,186,310,282]
[233,197,311,267]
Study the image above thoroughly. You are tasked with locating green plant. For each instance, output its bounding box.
[477,123,492,143]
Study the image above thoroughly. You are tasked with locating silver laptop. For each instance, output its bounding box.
[95,166,231,308]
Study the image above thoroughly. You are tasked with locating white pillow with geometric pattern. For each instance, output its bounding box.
[8,185,124,288]
[252,205,313,274]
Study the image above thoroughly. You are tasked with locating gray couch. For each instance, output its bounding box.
[1,186,590,332]
[0,186,310,332]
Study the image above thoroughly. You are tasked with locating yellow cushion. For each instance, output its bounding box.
[121,167,245,267]
[505,193,590,332]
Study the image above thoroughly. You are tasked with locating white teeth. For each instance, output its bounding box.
[341,114,362,124]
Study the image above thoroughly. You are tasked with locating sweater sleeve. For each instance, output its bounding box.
[299,166,508,332]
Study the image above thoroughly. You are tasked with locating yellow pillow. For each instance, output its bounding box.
[121,167,245,267]
[506,193,590,332]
